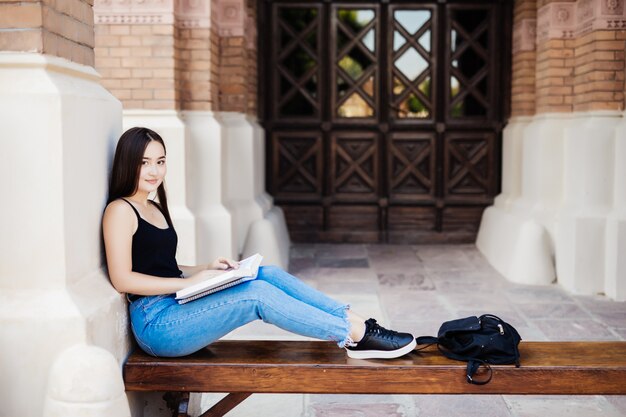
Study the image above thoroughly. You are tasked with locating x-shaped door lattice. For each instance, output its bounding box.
[389,138,433,193]
[447,138,489,194]
[333,137,377,194]
[334,10,377,117]
[277,12,320,116]
[392,12,433,117]
[449,16,490,114]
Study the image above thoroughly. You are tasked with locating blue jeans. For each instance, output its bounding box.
[129,266,352,357]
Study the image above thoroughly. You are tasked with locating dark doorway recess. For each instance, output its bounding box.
[259,0,512,243]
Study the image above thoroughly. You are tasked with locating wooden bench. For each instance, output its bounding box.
[124,340,626,417]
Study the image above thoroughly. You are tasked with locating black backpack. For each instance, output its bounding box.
[416,314,522,385]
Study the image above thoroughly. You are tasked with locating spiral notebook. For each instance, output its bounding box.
[175,253,263,304]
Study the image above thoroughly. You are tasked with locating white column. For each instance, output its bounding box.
[477,116,556,285]
[183,111,236,261]
[218,112,265,252]
[606,114,626,301]
[243,119,291,268]
[123,110,197,265]
[0,53,129,417]
[217,113,290,268]
[478,111,626,299]
[555,111,620,295]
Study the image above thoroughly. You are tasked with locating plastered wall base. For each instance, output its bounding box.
[217,113,290,267]
[0,53,130,417]
[183,111,236,261]
[43,345,130,417]
[478,112,625,299]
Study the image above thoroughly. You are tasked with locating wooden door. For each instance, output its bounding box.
[259,0,512,243]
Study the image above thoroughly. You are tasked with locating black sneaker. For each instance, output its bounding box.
[345,318,417,359]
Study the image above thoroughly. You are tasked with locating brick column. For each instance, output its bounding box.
[0,0,94,65]
[512,0,537,116]
[536,0,576,113]
[572,0,626,112]
[212,0,258,114]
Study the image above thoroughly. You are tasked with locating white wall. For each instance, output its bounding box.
[0,53,130,417]
[477,111,626,300]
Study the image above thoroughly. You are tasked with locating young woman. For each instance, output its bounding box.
[102,127,416,359]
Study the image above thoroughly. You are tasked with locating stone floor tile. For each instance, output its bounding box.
[588,310,626,328]
[532,319,618,341]
[440,291,514,311]
[611,327,626,340]
[368,257,425,274]
[605,395,626,414]
[318,258,370,268]
[503,395,625,417]
[366,244,419,257]
[289,257,318,274]
[201,394,305,417]
[315,244,369,259]
[290,244,317,259]
[515,303,591,320]
[504,285,575,304]
[306,394,417,417]
[312,268,380,295]
[376,272,436,291]
[413,394,513,417]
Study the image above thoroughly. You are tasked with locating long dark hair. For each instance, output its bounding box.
[107,127,174,227]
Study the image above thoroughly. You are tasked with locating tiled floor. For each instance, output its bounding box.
[200,244,626,417]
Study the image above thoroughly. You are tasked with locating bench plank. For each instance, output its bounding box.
[124,340,626,395]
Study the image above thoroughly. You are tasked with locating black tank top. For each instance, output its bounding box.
[121,199,183,279]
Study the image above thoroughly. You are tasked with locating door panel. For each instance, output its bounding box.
[261,0,511,243]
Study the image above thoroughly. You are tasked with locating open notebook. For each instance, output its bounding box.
[175,253,263,304]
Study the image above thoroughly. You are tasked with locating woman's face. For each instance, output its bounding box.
[136,140,167,196]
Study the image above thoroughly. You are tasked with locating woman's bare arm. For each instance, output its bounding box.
[103,200,211,295]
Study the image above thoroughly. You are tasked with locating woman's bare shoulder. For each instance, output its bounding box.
[103,199,135,225]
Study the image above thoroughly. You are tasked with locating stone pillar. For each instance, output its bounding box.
[478,0,626,299]
[607,118,626,300]
[0,1,129,416]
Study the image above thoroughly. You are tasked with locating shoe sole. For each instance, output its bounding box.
[345,338,417,360]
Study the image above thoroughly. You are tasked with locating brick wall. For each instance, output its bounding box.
[95,23,178,110]
[535,38,575,113]
[211,25,221,108]
[218,36,247,112]
[511,0,537,116]
[0,0,94,66]
[92,0,260,115]
[177,27,213,111]
[246,0,258,116]
[573,30,625,112]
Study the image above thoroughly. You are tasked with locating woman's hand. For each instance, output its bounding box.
[208,257,239,271]
[185,269,224,286]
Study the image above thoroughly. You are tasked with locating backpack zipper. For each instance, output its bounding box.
[497,324,504,335]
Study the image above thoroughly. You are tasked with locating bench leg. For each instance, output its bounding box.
[198,393,252,417]
[163,391,190,417]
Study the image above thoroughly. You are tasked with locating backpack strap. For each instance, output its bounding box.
[415,336,438,345]
[466,359,492,385]
[437,346,493,385]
